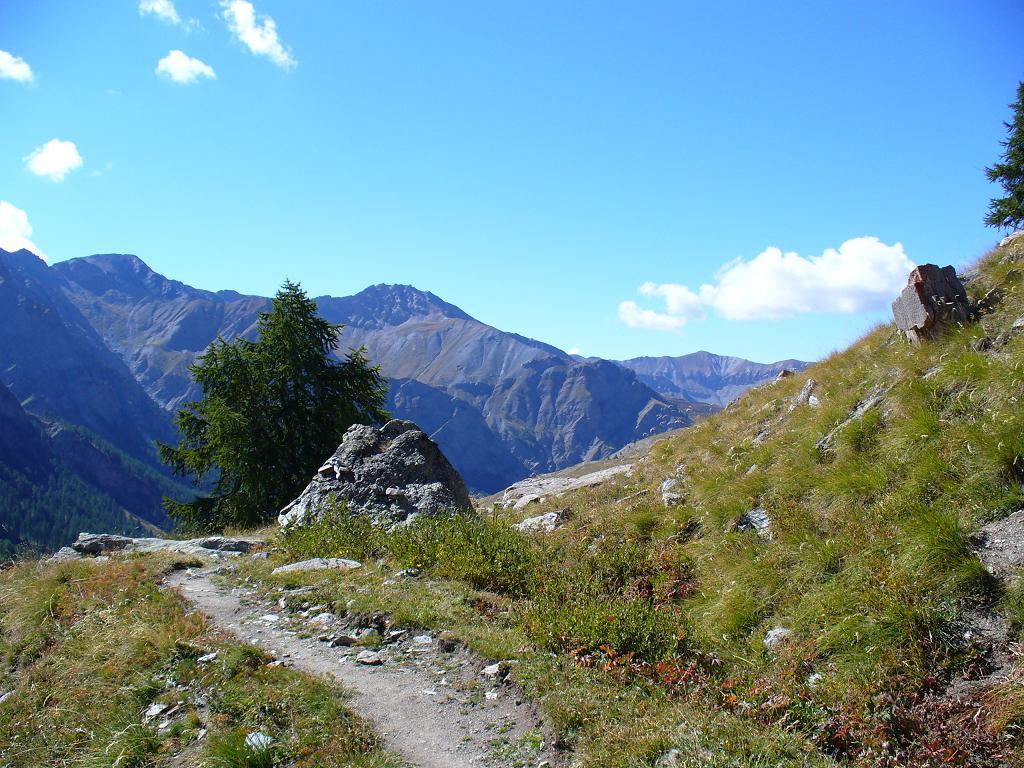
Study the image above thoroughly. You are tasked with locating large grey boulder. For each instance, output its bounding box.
[278,420,473,528]
[891,264,971,343]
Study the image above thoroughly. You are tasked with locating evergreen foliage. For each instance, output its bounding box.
[0,462,147,561]
[986,80,1024,231]
[159,281,389,530]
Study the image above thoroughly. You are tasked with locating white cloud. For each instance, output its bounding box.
[139,0,180,24]
[567,347,582,356]
[24,139,83,182]
[0,50,33,83]
[640,281,706,321]
[156,50,216,84]
[618,301,687,331]
[620,237,916,330]
[0,201,47,262]
[221,0,296,70]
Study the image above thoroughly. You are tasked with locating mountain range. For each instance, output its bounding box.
[0,247,805,549]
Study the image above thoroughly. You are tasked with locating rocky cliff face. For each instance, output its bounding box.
[618,351,809,408]
[54,254,271,412]
[317,286,690,487]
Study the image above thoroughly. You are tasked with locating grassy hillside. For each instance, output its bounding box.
[4,241,1023,767]
[239,239,1024,765]
[0,555,400,767]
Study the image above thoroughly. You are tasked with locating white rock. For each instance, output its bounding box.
[1000,231,1024,248]
[244,731,274,750]
[271,557,362,575]
[513,494,542,511]
[308,612,335,626]
[356,650,384,665]
[735,507,771,537]
[764,626,793,652]
[197,652,218,663]
[660,478,684,506]
[513,510,566,533]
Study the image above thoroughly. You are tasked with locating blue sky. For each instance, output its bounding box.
[1,1,1022,363]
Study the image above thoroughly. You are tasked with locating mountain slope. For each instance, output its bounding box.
[0,248,193,540]
[618,350,808,407]
[0,380,157,558]
[54,253,270,413]
[316,285,691,485]
[452,241,1024,764]
[202,245,1024,768]
[55,257,692,492]
[0,248,176,460]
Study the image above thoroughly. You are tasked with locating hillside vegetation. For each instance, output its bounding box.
[246,240,1024,766]
[0,555,400,767]
[4,241,1024,767]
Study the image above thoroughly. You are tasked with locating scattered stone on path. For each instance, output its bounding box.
[73,533,135,555]
[356,650,384,666]
[278,420,473,528]
[271,557,362,575]
[891,264,971,344]
[198,536,257,553]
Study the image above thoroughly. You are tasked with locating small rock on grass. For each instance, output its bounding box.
[308,612,336,626]
[514,509,568,533]
[481,660,517,679]
[244,732,274,750]
[764,626,793,652]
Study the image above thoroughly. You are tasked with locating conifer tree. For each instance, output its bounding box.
[159,281,389,530]
[986,80,1024,232]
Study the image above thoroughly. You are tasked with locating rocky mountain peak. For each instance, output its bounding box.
[316,283,475,330]
[53,253,204,301]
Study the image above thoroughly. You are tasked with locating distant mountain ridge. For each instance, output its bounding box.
[54,256,695,492]
[55,254,270,412]
[618,351,808,408]
[1,247,809,546]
